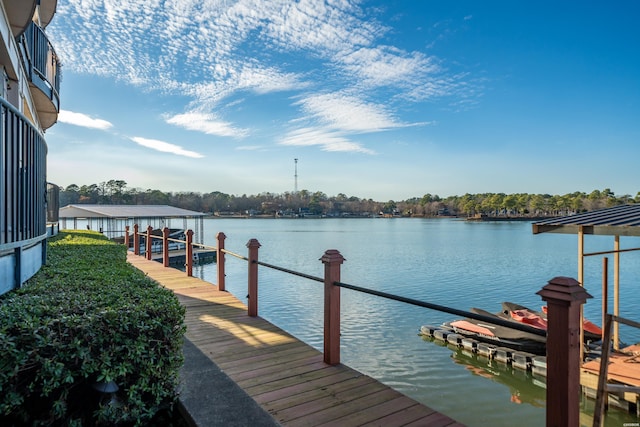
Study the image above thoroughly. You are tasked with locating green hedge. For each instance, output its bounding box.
[0,231,186,426]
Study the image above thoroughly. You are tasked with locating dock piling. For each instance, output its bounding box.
[133,224,139,255]
[186,230,194,277]
[247,239,261,317]
[217,232,226,291]
[145,225,153,260]
[537,276,592,427]
[162,227,170,267]
[321,249,345,365]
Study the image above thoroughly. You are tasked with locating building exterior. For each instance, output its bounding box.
[0,0,60,295]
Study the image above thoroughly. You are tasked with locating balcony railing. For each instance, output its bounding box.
[0,97,48,247]
[19,21,61,129]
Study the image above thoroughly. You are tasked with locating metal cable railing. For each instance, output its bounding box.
[131,227,547,337]
[250,254,545,336]
[334,280,546,336]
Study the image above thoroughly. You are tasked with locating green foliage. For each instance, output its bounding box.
[58,179,639,218]
[0,231,186,425]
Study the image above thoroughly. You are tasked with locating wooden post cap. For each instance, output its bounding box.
[536,276,593,303]
[216,232,226,240]
[320,249,345,264]
[246,238,261,248]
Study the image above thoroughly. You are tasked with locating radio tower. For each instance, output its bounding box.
[294,158,298,194]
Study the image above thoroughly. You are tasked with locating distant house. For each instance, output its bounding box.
[0,1,61,295]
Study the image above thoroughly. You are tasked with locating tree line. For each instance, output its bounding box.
[58,180,638,218]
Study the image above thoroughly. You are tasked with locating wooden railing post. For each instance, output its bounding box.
[247,239,261,317]
[162,227,169,267]
[217,232,226,291]
[145,225,153,260]
[185,229,194,277]
[321,249,345,365]
[537,276,592,427]
[124,226,130,248]
[133,224,140,255]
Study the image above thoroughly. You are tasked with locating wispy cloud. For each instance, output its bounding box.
[130,136,204,158]
[50,0,472,152]
[58,110,113,130]
[236,145,264,151]
[295,92,403,132]
[279,127,376,155]
[283,92,431,154]
[165,112,248,138]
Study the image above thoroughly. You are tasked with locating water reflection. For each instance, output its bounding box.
[448,343,546,408]
[422,336,639,427]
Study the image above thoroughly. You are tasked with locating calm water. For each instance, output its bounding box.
[188,217,640,427]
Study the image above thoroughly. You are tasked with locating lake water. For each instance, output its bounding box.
[188,217,640,427]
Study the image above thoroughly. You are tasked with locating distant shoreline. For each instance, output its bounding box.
[207,214,553,221]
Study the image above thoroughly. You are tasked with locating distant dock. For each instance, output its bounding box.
[148,248,216,266]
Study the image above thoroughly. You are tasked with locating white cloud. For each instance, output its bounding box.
[51,1,460,102]
[295,92,402,132]
[279,127,375,154]
[50,0,471,153]
[58,110,113,130]
[336,46,439,89]
[166,112,248,138]
[130,136,204,158]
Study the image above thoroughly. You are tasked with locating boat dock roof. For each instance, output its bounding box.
[532,204,640,236]
[59,204,206,219]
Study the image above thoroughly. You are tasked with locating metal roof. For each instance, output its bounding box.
[532,204,640,237]
[59,204,206,219]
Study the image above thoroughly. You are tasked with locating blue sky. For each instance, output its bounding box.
[45,1,639,201]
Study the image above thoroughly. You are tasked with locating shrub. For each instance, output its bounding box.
[0,231,186,425]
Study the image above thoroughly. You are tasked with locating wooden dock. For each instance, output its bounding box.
[581,344,640,415]
[148,248,216,266]
[127,253,463,426]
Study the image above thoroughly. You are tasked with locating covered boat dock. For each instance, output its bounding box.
[533,203,640,349]
[59,204,207,243]
[533,204,640,416]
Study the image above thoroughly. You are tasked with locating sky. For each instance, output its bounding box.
[45,1,640,201]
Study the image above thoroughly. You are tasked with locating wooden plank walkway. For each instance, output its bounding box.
[127,253,463,427]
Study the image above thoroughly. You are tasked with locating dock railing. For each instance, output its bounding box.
[126,224,594,427]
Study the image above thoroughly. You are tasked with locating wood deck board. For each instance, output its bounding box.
[217,341,315,365]
[245,365,362,400]
[210,341,308,362]
[404,412,466,427]
[126,253,461,427]
[281,389,407,427]
[358,403,433,426]
[312,395,418,427]
[251,370,370,405]
[258,375,378,413]
[234,359,330,389]
[231,354,325,382]
[582,350,640,387]
[221,347,320,375]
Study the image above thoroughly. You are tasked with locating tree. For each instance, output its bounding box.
[79,184,99,203]
[60,184,80,206]
[382,200,397,214]
[105,180,128,203]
